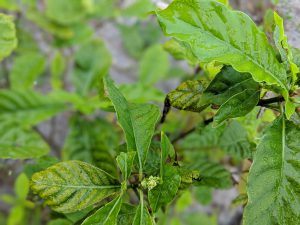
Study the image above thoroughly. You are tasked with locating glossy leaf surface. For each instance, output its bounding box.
[81,196,122,225]
[244,117,300,224]
[31,161,120,213]
[104,77,160,169]
[156,0,291,114]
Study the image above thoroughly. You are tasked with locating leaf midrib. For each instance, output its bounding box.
[32,183,120,189]
[159,2,287,90]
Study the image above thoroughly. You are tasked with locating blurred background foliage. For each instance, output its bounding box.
[0,0,298,224]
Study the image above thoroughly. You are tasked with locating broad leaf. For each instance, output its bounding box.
[63,116,119,176]
[31,161,120,213]
[0,90,65,126]
[116,152,136,181]
[214,89,260,125]
[0,13,17,61]
[81,196,122,225]
[133,198,154,225]
[139,44,169,85]
[204,67,260,106]
[167,80,209,112]
[104,77,160,170]
[156,0,292,116]
[10,52,46,90]
[181,121,253,159]
[187,160,232,188]
[45,0,86,25]
[73,39,112,96]
[219,121,253,159]
[0,120,49,159]
[117,203,136,225]
[148,166,181,212]
[244,117,300,224]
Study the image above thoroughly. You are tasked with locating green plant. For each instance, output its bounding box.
[1,0,300,224]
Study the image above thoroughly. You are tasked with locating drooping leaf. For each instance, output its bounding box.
[45,0,86,25]
[186,160,232,189]
[63,116,119,176]
[104,77,160,170]
[166,80,209,112]
[117,203,136,225]
[214,89,260,125]
[244,117,300,224]
[156,0,291,117]
[149,166,181,212]
[139,44,170,85]
[31,161,121,213]
[10,52,46,90]
[81,196,122,225]
[0,13,17,61]
[0,120,49,159]
[204,67,260,106]
[167,66,260,118]
[73,39,112,96]
[0,90,66,126]
[116,152,136,181]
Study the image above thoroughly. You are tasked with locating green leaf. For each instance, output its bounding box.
[167,79,209,112]
[81,196,122,225]
[117,203,136,225]
[244,117,300,224]
[45,0,86,25]
[51,51,65,90]
[15,173,29,200]
[0,120,49,159]
[160,132,175,179]
[214,89,260,125]
[187,160,232,188]
[163,38,198,64]
[47,219,72,225]
[139,44,170,85]
[73,39,112,96]
[149,166,181,212]
[25,10,73,39]
[219,121,253,159]
[0,13,17,61]
[118,24,144,59]
[63,116,119,176]
[273,12,299,86]
[133,195,154,225]
[121,0,155,18]
[116,152,136,181]
[156,0,291,116]
[10,52,46,90]
[0,90,65,126]
[204,67,260,106]
[104,77,160,171]
[31,160,121,213]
